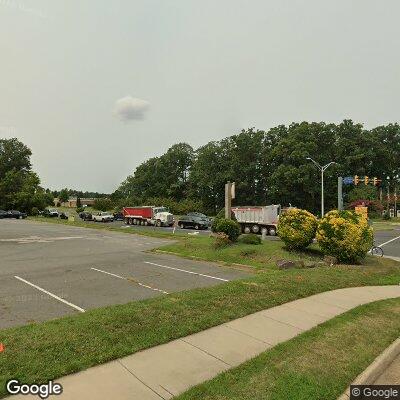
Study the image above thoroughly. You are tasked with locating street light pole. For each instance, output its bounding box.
[306,158,336,217]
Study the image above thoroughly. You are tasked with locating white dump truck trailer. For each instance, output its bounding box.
[232,205,281,236]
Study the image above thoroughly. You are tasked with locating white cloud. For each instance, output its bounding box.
[113,96,150,122]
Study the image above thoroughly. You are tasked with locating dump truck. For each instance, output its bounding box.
[123,206,174,227]
[231,205,281,235]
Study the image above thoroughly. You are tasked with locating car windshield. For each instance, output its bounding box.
[154,207,168,214]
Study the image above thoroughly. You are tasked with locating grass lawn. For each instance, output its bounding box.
[371,218,400,231]
[0,252,399,397]
[176,298,400,400]
[154,235,382,270]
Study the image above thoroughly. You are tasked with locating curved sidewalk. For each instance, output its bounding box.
[10,285,400,400]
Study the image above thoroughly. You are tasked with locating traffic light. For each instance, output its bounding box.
[373,177,381,186]
[364,176,369,185]
[354,175,360,185]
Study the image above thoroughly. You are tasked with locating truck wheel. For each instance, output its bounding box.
[179,223,185,229]
[144,220,148,226]
[261,227,268,236]
[269,227,277,236]
[244,226,251,234]
[156,220,161,227]
[194,224,199,230]
[251,224,260,234]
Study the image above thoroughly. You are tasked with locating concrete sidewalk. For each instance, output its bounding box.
[10,285,400,400]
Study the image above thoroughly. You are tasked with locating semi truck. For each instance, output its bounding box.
[123,206,174,227]
[231,205,281,236]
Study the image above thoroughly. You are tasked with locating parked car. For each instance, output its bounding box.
[6,210,27,219]
[79,211,93,221]
[92,211,114,222]
[0,210,7,219]
[113,212,124,221]
[177,215,209,230]
[187,212,212,226]
[43,208,59,218]
[59,212,68,220]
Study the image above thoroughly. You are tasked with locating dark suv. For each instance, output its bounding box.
[0,210,7,219]
[177,215,209,230]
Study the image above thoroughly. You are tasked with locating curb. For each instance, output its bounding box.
[338,338,400,399]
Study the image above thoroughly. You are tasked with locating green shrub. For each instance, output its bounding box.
[76,206,84,213]
[211,208,237,232]
[213,233,231,249]
[382,212,391,220]
[30,207,39,216]
[214,218,241,242]
[277,208,318,250]
[316,210,373,263]
[238,234,261,245]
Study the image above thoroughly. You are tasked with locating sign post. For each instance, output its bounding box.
[225,182,235,219]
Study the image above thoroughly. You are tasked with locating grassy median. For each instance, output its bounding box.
[0,255,399,397]
[176,298,400,400]
[154,235,388,270]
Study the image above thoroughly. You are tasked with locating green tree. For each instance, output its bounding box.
[93,198,113,211]
[58,188,69,203]
[346,185,378,203]
[0,138,51,213]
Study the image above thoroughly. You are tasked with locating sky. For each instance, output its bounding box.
[1,0,399,193]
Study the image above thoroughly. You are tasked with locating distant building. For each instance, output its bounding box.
[54,198,96,208]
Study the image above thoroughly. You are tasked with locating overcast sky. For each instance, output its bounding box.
[1,1,399,193]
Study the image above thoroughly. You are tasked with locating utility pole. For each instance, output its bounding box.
[306,158,336,217]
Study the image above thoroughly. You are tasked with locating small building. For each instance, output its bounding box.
[54,198,96,208]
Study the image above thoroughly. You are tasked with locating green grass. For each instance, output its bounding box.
[176,298,400,400]
[0,255,399,397]
[155,235,378,270]
[371,219,400,231]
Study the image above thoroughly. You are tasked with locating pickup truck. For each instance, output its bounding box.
[92,212,114,222]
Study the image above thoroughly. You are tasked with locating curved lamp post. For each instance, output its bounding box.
[306,158,336,217]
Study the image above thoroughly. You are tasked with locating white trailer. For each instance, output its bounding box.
[232,205,281,235]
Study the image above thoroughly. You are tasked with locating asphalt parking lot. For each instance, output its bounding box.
[0,219,250,330]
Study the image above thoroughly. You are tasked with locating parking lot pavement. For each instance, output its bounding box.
[374,229,400,259]
[0,219,250,329]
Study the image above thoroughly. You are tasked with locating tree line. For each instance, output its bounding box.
[0,138,53,213]
[113,120,400,215]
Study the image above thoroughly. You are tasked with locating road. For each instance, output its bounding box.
[0,219,250,329]
[373,229,400,259]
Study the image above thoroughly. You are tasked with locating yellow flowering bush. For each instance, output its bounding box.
[316,210,373,263]
[277,208,318,250]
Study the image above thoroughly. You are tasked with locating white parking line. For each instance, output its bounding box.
[378,235,400,248]
[144,261,229,282]
[91,267,169,294]
[14,276,85,313]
